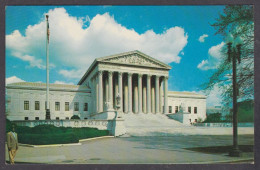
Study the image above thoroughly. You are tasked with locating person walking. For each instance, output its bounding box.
[7,125,18,164]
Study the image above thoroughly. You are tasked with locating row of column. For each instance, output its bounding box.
[91,71,168,114]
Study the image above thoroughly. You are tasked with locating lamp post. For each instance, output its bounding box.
[226,33,242,157]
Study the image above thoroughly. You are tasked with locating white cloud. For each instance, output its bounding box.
[197,42,225,70]
[6,8,188,79]
[6,76,25,85]
[54,80,74,85]
[197,60,209,70]
[208,42,225,59]
[198,34,208,43]
[58,69,85,79]
[204,86,222,106]
[195,85,222,107]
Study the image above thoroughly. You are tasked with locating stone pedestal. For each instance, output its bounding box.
[111,111,126,136]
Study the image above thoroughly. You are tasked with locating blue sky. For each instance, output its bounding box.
[6,6,226,106]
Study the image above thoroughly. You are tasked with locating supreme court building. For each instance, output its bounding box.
[6,50,206,125]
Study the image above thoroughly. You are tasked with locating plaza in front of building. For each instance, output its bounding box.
[5,133,254,164]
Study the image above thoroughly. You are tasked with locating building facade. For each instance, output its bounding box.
[6,51,206,125]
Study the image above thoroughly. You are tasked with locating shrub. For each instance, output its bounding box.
[203,113,222,123]
[71,115,80,120]
[18,133,78,145]
[6,119,12,133]
[16,125,109,145]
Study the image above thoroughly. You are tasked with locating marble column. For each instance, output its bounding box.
[155,75,160,114]
[143,85,147,113]
[92,77,96,113]
[128,73,133,113]
[108,71,113,109]
[164,76,169,114]
[114,76,118,109]
[105,75,108,103]
[98,71,103,112]
[118,72,123,111]
[138,74,143,114]
[95,75,98,113]
[151,85,155,113]
[160,79,163,113]
[134,81,138,113]
[124,77,128,113]
[146,74,151,113]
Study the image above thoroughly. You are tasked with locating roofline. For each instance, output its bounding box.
[6,86,91,93]
[77,59,97,85]
[168,91,207,99]
[6,82,91,93]
[96,50,172,69]
[78,50,172,85]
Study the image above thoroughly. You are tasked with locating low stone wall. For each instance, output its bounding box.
[13,119,112,130]
[194,122,254,127]
[13,118,127,137]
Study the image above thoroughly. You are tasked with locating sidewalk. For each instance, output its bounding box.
[5,134,254,164]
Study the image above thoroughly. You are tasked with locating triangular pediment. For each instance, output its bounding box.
[97,50,171,69]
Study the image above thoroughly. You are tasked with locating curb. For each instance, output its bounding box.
[20,142,82,148]
[33,143,82,148]
[17,136,114,148]
[190,158,254,164]
[79,136,114,142]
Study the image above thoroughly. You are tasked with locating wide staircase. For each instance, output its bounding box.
[121,113,189,136]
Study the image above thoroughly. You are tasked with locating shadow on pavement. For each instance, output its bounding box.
[5,161,43,164]
[184,145,254,154]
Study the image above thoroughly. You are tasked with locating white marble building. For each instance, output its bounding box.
[6,50,206,125]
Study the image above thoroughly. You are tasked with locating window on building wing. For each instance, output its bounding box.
[169,106,172,113]
[175,106,178,113]
[84,103,88,111]
[35,117,39,120]
[24,117,29,120]
[65,102,69,111]
[24,101,29,110]
[194,107,197,114]
[74,102,79,111]
[55,102,60,111]
[35,101,40,110]
[56,117,59,120]
[188,106,191,113]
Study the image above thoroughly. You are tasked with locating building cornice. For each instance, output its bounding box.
[6,82,91,93]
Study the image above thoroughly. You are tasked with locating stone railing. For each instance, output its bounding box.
[13,119,112,130]
[193,122,254,127]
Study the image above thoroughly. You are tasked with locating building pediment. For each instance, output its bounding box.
[97,50,171,70]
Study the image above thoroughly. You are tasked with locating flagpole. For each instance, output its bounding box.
[45,15,50,120]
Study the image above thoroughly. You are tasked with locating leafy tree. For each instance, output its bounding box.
[204,113,222,123]
[203,5,254,106]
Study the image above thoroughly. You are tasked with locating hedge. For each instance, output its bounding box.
[18,132,79,145]
[6,122,109,145]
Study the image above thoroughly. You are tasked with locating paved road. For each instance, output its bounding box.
[5,135,254,164]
